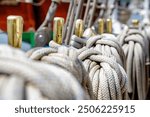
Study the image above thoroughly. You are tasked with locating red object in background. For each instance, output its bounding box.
[0,0,69,31]
[34,0,69,29]
[0,3,35,31]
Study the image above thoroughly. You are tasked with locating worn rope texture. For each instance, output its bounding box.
[70,34,126,69]
[78,48,128,100]
[70,35,87,49]
[49,40,128,100]
[86,34,126,69]
[118,27,148,100]
[70,28,97,49]
[26,44,93,99]
[0,45,88,100]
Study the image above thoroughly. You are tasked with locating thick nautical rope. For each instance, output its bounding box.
[0,45,88,100]
[48,39,128,100]
[86,34,126,69]
[78,47,128,100]
[118,27,148,100]
[70,34,126,69]
[26,44,93,99]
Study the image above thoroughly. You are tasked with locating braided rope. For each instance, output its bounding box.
[78,48,128,100]
[86,34,126,68]
[0,45,88,100]
[69,32,128,100]
[118,27,148,100]
[70,34,126,69]
[26,45,93,99]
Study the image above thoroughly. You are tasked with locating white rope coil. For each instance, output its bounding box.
[78,47,128,100]
[70,34,126,69]
[69,33,128,100]
[70,35,87,49]
[26,44,93,99]
[0,45,88,100]
[86,34,126,69]
[118,27,148,100]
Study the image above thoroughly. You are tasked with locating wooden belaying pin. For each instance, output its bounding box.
[7,16,23,48]
[132,19,139,27]
[53,17,64,44]
[106,18,112,33]
[98,18,104,34]
[74,19,84,37]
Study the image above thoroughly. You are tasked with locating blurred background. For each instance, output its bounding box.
[0,0,69,31]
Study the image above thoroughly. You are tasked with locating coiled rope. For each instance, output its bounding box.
[118,26,148,100]
[26,45,93,99]
[0,45,88,100]
[78,47,128,100]
[86,34,126,68]
[68,32,128,100]
[70,34,126,69]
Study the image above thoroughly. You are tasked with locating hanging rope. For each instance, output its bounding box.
[142,24,150,74]
[0,45,88,100]
[118,26,148,100]
[26,44,93,99]
[78,47,128,100]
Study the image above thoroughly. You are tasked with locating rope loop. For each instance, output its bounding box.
[78,48,128,100]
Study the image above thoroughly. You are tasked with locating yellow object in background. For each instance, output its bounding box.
[7,16,23,48]
[53,17,64,44]
[132,19,139,27]
[75,19,84,37]
[98,18,104,34]
[106,18,112,34]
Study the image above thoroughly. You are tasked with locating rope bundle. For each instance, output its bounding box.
[0,45,88,100]
[78,47,128,100]
[86,34,126,68]
[70,34,126,68]
[69,32,128,100]
[26,44,93,99]
[70,35,87,49]
[118,27,148,100]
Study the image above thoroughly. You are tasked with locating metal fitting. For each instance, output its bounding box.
[74,19,84,37]
[106,18,112,33]
[7,16,23,48]
[132,19,139,27]
[53,17,64,44]
[98,18,104,34]
[52,0,61,4]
